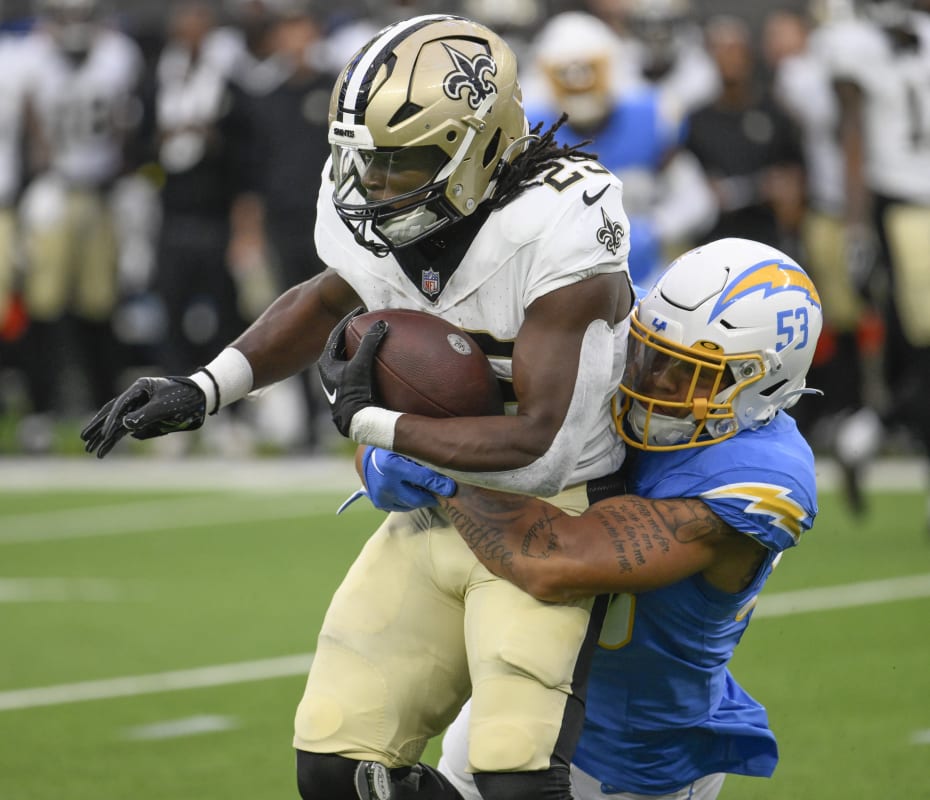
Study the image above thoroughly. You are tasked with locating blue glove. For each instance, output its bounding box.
[337,447,457,513]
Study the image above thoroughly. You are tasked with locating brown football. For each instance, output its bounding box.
[344,309,504,417]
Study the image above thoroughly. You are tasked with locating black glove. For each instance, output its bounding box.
[80,376,207,459]
[318,307,389,437]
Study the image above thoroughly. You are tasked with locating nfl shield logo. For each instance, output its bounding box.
[421,269,440,296]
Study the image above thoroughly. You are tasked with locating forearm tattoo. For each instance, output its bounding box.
[439,487,734,583]
[439,487,567,576]
[594,496,728,575]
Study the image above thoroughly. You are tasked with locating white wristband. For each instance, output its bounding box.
[348,406,402,449]
[188,348,254,414]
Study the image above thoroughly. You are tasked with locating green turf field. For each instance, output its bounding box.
[1,458,928,799]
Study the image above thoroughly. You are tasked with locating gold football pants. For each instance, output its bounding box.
[23,187,118,322]
[294,482,599,773]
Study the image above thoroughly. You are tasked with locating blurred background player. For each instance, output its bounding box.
[685,15,806,254]
[522,10,716,287]
[820,0,930,524]
[16,0,144,448]
[225,0,336,451]
[762,4,885,491]
[147,0,248,390]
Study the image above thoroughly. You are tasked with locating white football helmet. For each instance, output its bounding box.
[327,14,529,256]
[533,12,620,132]
[615,238,823,451]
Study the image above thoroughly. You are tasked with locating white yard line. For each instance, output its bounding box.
[1,574,929,713]
[0,654,313,712]
[0,456,924,493]
[123,715,238,741]
[753,573,930,617]
[0,494,350,544]
[0,456,360,492]
[0,578,124,602]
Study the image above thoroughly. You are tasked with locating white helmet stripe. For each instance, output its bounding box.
[339,14,457,126]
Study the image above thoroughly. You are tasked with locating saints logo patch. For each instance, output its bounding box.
[596,207,626,255]
[442,43,497,110]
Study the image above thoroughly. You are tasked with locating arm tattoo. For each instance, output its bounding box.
[439,488,567,576]
[593,497,729,576]
[440,488,737,591]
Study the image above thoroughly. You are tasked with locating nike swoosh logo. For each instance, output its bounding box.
[320,375,337,405]
[582,185,610,206]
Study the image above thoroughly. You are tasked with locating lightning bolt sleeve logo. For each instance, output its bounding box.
[700,482,808,542]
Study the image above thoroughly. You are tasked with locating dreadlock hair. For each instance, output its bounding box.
[486,114,600,212]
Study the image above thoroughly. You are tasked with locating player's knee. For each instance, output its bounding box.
[467,718,540,772]
[295,751,359,800]
[473,766,571,800]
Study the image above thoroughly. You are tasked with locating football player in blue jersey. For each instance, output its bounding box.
[354,237,822,800]
[522,11,717,289]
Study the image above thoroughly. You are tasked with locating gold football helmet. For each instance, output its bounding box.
[328,14,529,255]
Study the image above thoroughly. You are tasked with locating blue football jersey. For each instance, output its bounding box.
[573,411,817,793]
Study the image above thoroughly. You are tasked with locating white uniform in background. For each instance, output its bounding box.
[18,25,143,323]
[774,23,863,333]
[821,10,930,345]
[823,13,930,203]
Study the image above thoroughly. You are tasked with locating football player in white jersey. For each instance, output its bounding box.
[17,0,144,412]
[359,238,822,800]
[766,8,882,495]
[81,15,634,800]
[823,0,930,520]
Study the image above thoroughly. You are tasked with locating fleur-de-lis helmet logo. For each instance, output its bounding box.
[442,42,498,109]
[596,207,625,255]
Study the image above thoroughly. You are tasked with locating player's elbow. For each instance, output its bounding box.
[518,566,583,604]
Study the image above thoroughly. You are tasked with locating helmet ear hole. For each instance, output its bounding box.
[388,102,424,127]
[482,128,502,168]
[759,379,787,397]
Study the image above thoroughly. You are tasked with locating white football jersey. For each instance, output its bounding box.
[155,39,230,174]
[775,30,847,215]
[822,14,930,203]
[315,155,632,486]
[0,35,30,205]
[21,28,143,188]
